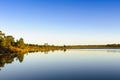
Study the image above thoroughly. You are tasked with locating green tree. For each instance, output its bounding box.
[0,31,5,47]
[5,36,15,47]
[0,38,6,47]
[16,38,25,48]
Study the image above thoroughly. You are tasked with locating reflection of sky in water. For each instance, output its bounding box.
[1,49,120,80]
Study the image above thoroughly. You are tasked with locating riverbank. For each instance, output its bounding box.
[1,30,120,54]
[1,44,120,54]
[0,45,66,54]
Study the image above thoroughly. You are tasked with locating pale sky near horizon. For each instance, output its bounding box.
[0,0,120,45]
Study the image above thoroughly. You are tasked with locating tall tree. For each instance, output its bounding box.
[0,38,6,47]
[16,38,25,48]
[5,36,15,47]
[0,31,6,47]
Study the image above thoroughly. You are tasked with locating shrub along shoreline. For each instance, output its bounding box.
[0,30,120,54]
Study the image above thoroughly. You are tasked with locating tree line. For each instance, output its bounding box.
[0,30,66,53]
[0,31,25,49]
[0,30,120,54]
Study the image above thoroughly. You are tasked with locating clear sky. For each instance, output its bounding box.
[0,0,120,45]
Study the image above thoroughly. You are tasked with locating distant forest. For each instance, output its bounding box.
[0,30,120,54]
[0,30,67,54]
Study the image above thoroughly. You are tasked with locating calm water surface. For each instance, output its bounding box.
[1,49,120,80]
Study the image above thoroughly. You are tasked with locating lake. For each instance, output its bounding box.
[1,49,120,80]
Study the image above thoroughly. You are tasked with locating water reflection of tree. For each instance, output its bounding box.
[0,53,25,70]
[16,53,25,63]
[0,49,67,70]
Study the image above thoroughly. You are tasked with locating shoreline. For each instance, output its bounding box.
[1,45,120,54]
[1,30,120,54]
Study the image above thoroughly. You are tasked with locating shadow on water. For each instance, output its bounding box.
[1,49,120,80]
[0,49,67,70]
[1,49,120,70]
[1,48,120,70]
[0,53,24,70]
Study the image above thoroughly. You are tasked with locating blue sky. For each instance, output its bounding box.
[0,0,120,45]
